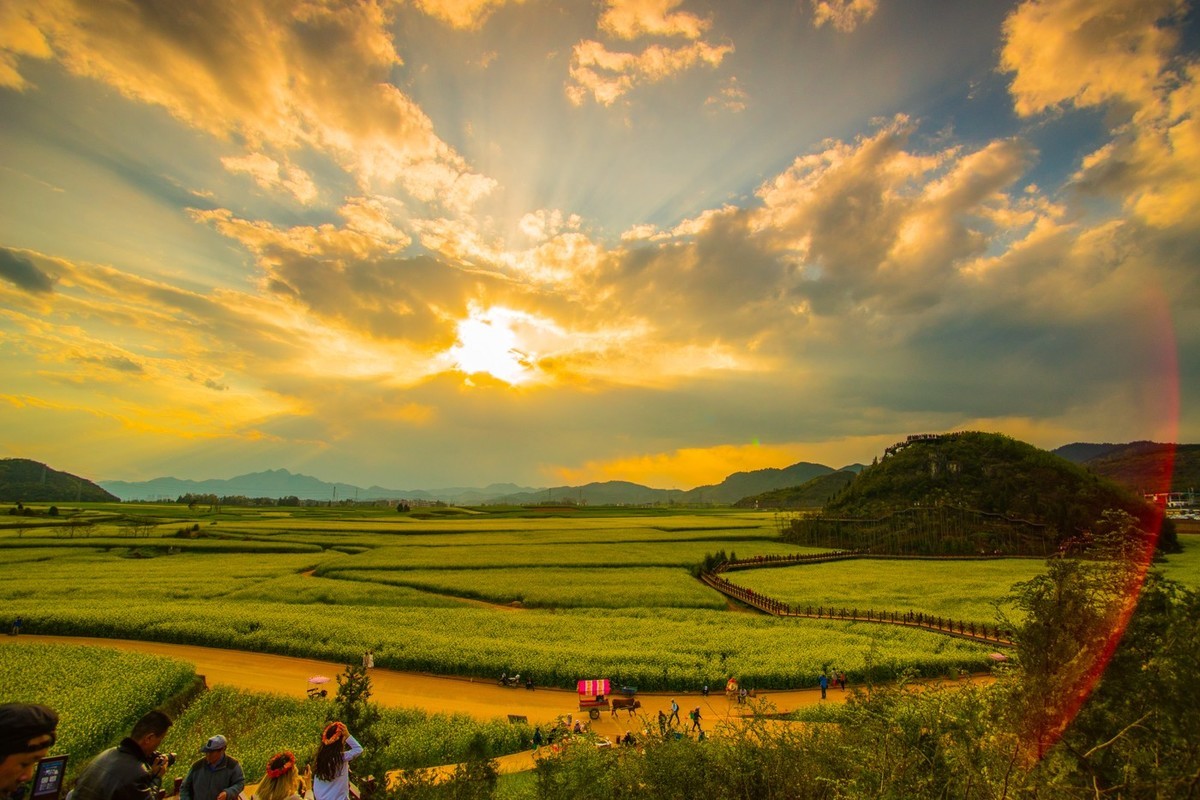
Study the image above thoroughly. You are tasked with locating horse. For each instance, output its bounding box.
[610,697,641,717]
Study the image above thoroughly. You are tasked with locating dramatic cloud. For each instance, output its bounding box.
[0,0,1193,488]
[1002,0,1200,229]
[0,0,494,214]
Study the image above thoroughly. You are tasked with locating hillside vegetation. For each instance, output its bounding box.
[0,458,119,503]
[734,470,857,509]
[1066,441,1200,495]
[792,432,1177,553]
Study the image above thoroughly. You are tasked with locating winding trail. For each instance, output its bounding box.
[3,634,859,775]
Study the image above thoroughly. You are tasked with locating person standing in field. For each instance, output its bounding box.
[311,723,362,800]
[837,671,846,691]
[818,673,829,700]
[668,699,680,727]
[179,736,243,800]
[0,703,58,797]
[361,651,373,670]
[531,728,542,753]
[252,752,303,800]
[70,710,173,800]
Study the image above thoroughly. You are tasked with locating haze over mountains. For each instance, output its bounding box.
[96,461,856,505]
[4,439,1194,506]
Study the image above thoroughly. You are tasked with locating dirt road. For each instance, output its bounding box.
[4,635,841,738]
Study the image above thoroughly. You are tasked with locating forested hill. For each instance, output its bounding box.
[822,433,1177,551]
[734,470,858,509]
[1054,441,1200,495]
[0,459,119,503]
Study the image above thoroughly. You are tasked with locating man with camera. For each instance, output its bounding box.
[178,737,242,800]
[70,711,173,800]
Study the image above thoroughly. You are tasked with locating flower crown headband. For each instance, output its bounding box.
[266,752,295,780]
[322,722,347,746]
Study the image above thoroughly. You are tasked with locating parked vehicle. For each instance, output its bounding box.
[577,678,611,719]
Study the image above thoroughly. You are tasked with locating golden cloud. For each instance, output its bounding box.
[567,38,733,106]
[598,0,711,40]
[221,153,319,204]
[1002,0,1200,229]
[410,0,526,30]
[1,0,492,213]
[1001,0,1186,117]
[811,0,879,32]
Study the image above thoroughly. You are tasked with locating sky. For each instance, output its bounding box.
[0,0,1197,491]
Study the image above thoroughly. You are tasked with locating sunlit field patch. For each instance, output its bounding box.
[729,557,1048,623]
[337,566,729,609]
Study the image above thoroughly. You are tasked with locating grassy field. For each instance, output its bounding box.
[728,557,1047,623]
[0,642,197,781]
[8,502,1172,689]
[1158,532,1200,586]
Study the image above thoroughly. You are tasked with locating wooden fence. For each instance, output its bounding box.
[700,562,1016,647]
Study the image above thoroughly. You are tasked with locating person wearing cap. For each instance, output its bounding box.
[0,703,59,797]
[178,737,243,800]
[70,710,172,800]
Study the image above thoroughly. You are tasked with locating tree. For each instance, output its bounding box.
[119,517,158,538]
[330,664,384,796]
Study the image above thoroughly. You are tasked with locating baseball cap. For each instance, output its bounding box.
[200,735,227,753]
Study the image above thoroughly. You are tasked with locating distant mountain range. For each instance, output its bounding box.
[93,460,863,505]
[3,438,1195,506]
[1053,441,1200,494]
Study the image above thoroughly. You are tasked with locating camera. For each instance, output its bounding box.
[154,752,177,767]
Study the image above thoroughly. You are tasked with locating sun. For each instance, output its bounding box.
[448,306,534,384]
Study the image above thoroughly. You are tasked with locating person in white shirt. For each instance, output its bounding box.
[310,723,361,800]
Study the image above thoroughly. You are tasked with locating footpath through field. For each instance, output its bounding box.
[5,634,854,774]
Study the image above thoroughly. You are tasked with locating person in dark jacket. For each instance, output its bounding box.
[179,737,243,800]
[70,711,172,800]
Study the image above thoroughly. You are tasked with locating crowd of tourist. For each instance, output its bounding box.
[0,704,362,800]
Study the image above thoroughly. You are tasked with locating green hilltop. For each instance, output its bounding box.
[0,458,120,503]
[790,432,1178,554]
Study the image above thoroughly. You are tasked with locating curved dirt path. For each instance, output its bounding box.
[5,634,850,774]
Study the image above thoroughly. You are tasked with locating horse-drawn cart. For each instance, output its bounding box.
[577,678,611,720]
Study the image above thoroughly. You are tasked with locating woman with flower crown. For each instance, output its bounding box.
[311,723,362,800]
[254,752,303,800]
